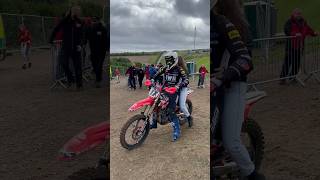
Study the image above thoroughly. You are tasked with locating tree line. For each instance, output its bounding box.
[0,0,104,17]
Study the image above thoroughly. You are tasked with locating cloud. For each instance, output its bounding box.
[110,0,209,53]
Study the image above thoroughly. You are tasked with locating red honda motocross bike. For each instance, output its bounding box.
[120,79,193,150]
[211,89,266,179]
[58,121,109,180]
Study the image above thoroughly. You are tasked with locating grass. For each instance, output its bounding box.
[195,55,210,72]
[274,0,320,32]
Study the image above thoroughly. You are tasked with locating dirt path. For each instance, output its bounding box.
[110,79,210,180]
[0,50,107,180]
[252,81,320,180]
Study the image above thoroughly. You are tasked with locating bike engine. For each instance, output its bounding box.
[158,109,169,125]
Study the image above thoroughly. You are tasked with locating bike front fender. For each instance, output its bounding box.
[129,97,154,112]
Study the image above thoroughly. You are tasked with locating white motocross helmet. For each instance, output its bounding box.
[164,51,178,70]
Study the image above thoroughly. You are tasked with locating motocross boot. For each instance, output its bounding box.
[149,114,157,129]
[171,116,181,141]
[246,170,266,180]
[187,115,193,127]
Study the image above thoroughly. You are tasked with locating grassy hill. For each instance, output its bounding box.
[274,0,320,32]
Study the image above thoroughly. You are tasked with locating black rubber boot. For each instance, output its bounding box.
[247,170,266,180]
[187,116,193,127]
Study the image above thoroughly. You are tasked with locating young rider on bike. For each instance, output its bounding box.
[211,0,265,179]
[150,51,189,141]
[177,56,193,127]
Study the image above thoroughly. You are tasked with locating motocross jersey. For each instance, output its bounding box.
[154,66,189,88]
[211,12,253,83]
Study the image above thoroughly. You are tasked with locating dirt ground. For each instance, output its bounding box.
[253,80,320,180]
[0,50,107,180]
[110,79,210,180]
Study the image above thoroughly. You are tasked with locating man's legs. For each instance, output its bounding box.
[132,77,136,90]
[280,50,291,79]
[198,75,201,87]
[71,51,83,88]
[96,54,105,83]
[201,75,205,87]
[91,53,99,80]
[292,49,301,76]
[61,49,74,85]
[138,77,143,88]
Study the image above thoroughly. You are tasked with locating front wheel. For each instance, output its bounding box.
[120,114,150,150]
[242,119,265,170]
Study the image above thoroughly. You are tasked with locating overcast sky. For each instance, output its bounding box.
[110,0,209,53]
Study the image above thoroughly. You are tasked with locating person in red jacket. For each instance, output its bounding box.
[197,64,208,88]
[114,68,120,83]
[280,9,318,84]
[145,65,150,80]
[18,24,32,69]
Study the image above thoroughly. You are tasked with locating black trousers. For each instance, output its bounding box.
[138,76,144,87]
[91,52,106,82]
[280,48,301,78]
[129,76,136,89]
[60,49,82,87]
[198,75,205,86]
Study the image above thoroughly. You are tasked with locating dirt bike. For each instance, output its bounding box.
[120,79,193,150]
[58,121,109,180]
[211,89,266,179]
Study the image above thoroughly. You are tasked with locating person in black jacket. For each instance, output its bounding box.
[150,51,189,141]
[50,6,85,89]
[87,16,108,88]
[211,0,264,179]
[137,67,145,88]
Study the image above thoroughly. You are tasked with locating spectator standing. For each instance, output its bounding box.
[137,67,145,88]
[145,65,150,79]
[87,16,108,88]
[198,64,209,88]
[149,64,157,79]
[18,24,32,69]
[126,65,136,90]
[280,8,318,84]
[114,68,121,83]
[50,6,85,90]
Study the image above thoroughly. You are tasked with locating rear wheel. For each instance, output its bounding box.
[120,114,150,150]
[186,99,193,115]
[241,119,265,170]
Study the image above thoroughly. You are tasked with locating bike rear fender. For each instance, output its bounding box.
[129,97,154,112]
[244,91,267,120]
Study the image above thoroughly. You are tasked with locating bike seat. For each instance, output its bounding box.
[246,91,267,104]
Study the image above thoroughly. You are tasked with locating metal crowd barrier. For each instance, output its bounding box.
[50,41,96,89]
[247,35,313,89]
[50,40,67,89]
[303,37,320,83]
[189,72,209,88]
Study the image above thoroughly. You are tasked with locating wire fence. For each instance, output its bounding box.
[1,13,55,51]
[248,35,320,89]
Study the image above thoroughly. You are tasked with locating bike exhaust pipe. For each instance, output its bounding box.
[211,162,240,176]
